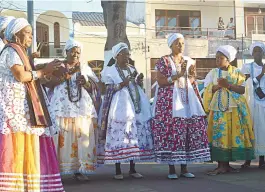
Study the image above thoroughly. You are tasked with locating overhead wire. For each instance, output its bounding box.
[0,1,254,32]
[1,3,211,47]
[1,1,261,50]
[1,4,250,46]
[5,0,264,10]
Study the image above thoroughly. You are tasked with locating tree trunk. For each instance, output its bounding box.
[101,0,131,51]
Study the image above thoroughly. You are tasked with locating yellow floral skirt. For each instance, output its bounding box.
[53,117,98,175]
[207,108,255,162]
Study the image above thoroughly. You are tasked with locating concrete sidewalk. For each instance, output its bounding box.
[63,163,265,192]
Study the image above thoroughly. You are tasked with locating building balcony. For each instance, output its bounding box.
[251,30,265,41]
[155,27,235,40]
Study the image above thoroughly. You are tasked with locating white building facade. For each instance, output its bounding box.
[144,0,265,97]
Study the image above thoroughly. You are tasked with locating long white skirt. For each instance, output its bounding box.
[97,87,155,164]
[253,104,265,156]
[53,116,98,175]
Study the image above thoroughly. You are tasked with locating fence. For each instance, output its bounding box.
[155,27,235,39]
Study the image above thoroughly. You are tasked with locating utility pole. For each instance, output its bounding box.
[233,0,237,40]
[27,0,34,55]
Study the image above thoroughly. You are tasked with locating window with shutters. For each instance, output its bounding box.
[155,9,201,38]
[54,22,60,48]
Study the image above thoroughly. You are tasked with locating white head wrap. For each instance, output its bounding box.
[64,39,82,57]
[216,45,237,62]
[4,18,30,42]
[167,33,184,48]
[249,42,265,55]
[112,42,129,59]
[0,16,15,32]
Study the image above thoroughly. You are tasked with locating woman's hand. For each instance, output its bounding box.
[261,65,265,75]
[171,75,178,81]
[212,85,221,93]
[120,76,130,87]
[42,59,62,75]
[180,61,187,76]
[218,78,229,88]
[31,52,40,59]
[76,75,86,86]
[189,64,196,77]
[136,73,144,86]
[172,61,187,81]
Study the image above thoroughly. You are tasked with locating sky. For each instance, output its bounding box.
[1,0,145,22]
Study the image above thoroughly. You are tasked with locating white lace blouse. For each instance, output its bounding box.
[0,47,57,136]
[50,63,99,118]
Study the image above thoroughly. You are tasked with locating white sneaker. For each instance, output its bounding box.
[167,174,178,179]
[114,174,124,180]
[129,172,144,179]
[180,173,195,178]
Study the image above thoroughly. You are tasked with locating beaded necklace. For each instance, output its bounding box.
[115,64,141,114]
[65,62,82,103]
[251,62,265,101]
[170,55,189,104]
[217,68,230,112]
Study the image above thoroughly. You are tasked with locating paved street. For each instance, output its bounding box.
[63,162,265,192]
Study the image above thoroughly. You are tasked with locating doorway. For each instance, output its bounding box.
[36,22,49,57]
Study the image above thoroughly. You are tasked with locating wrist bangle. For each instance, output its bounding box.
[167,76,173,83]
[31,70,38,80]
[227,84,232,90]
[114,84,121,91]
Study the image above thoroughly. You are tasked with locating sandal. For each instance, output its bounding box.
[241,163,250,169]
[167,174,178,180]
[180,172,195,178]
[73,174,90,181]
[227,167,240,173]
[114,174,124,180]
[258,164,265,169]
[129,172,143,179]
[207,168,226,176]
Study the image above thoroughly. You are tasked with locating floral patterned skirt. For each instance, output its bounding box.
[152,115,210,164]
[53,117,98,175]
[208,109,255,161]
[152,86,210,164]
[97,119,155,164]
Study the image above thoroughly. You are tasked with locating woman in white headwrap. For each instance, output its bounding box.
[0,18,64,191]
[203,45,255,175]
[151,33,210,179]
[0,16,15,51]
[98,42,154,180]
[44,39,101,181]
[241,42,265,169]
